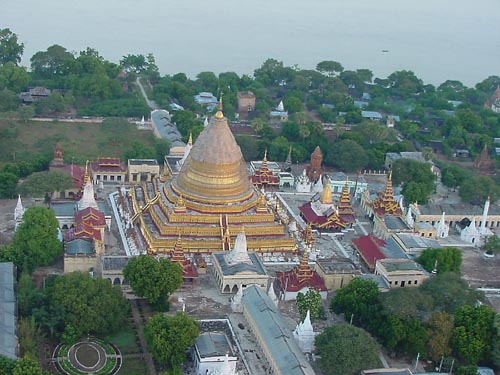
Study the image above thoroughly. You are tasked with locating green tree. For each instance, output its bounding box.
[315,325,380,375]
[123,255,183,308]
[17,170,73,197]
[326,139,368,171]
[316,60,344,76]
[12,357,48,375]
[417,247,462,274]
[387,70,424,97]
[296,289,323,321]
[459,176,500,204]
[0,28,24,66]
[18,317,40,359]
[45,272,129,338]
[379,288,434,322]
[482,235,500,255]
[5,207,62,273]
[420,272,483,314]
[120,54,146,73]
[452,305,496,365]
[0,172,18,198]
[235,135,261,161]
[330,278,381,329]
[283,96,303,113]
[0,63,30,92]
[144,312,199,370]
[0,355,15,374]
[30,44,74,78]
[427,312,454,361]
[441,164,470,190]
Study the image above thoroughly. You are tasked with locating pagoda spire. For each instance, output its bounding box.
[215,94,224,119]
[78,161,98,211]
[171,235,185,262]
[295,250,313,281]
[319,178,332,204]
[14,195,25,230]
[188,133,193,146]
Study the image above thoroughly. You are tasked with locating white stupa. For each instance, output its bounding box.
[460,217,480,246]
[14,195,25,230]
[231,286,243,313]
[296,169,312,193]
[293,310,315,353]
[78,162,98,211]
[311,175,323,194]
[225,230,252,265]
[276,100,285,112]
[204,116,209,127]
[434,212,449,238]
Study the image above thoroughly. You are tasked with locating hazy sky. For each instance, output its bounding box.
[1,0,499,85]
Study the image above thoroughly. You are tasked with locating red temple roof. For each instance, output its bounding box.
[276,252,327,293]
[75,207,106,227]
[352,235,387,269]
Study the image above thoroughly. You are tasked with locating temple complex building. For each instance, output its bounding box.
[48,142,85,199]
[275,251,327,301]
[299,180,347,232]
[212,230,269,293]
[125,101,296,255]
[90,157,127,184]
[249,150,279,188]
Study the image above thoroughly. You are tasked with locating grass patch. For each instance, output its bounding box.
[116,357,146,375]
[0,118,159,164]
[107,324,141,355]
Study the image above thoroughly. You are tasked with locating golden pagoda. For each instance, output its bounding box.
[337,179,356,225]
[128,100,296,254]
[371,171,402,216]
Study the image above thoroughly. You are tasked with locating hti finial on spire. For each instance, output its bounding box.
[215,92,224,119]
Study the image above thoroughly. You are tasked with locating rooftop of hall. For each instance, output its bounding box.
[416,202,500,216]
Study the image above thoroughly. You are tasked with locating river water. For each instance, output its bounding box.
[1,0,499,85]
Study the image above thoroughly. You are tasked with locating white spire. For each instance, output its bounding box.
[268,282,279,307]
[435,211,449,238]
[277,100,285,112]
[480,197,491,234]
[293,309,315,353]
[204,116,209,127]
[226,230,252,265]
[405,207,414,227]
[141,116,145,125]
[78,180,98,211]
[14,195,25,230]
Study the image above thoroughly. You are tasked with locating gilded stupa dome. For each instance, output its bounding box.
[171,104,257,205]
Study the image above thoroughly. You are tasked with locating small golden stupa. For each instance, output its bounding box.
[128,99,296,254]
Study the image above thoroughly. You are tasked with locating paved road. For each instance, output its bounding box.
[135,77,158,110]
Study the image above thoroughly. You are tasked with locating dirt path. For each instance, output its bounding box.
[130,299,156,375]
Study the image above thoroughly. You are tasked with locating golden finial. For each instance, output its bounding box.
[264,149,268,161]
[388,169,393,181]
[215,93,224,119]
[188,133,193,146]
[83,160,90,185]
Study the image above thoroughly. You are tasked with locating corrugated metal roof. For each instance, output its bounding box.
[242,286,315,375]
[0,262,16,359]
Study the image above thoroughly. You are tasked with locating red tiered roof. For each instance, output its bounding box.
[75,207,106,228]
[371,172,402,217]
[65,223,102,242]
[276,252,327,293]
[299,201,346,231]
[170,238,198,280]
[352,235,387,270]
[249,151,279,187]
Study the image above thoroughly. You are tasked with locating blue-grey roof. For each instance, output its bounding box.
[65,238,94,255]
[52,201,110,217]
[270,110,288,117]
[242,286,315,375]
[354,100,369,108]
[392,233,442,250]
[358,274,390,290]
[214,253,266,276]
[0,262,16,359]
[361,111,383,119]
[384,215,409,230]
[384,237,410,259]
[151,110,184,145]
[195,333,232,358]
